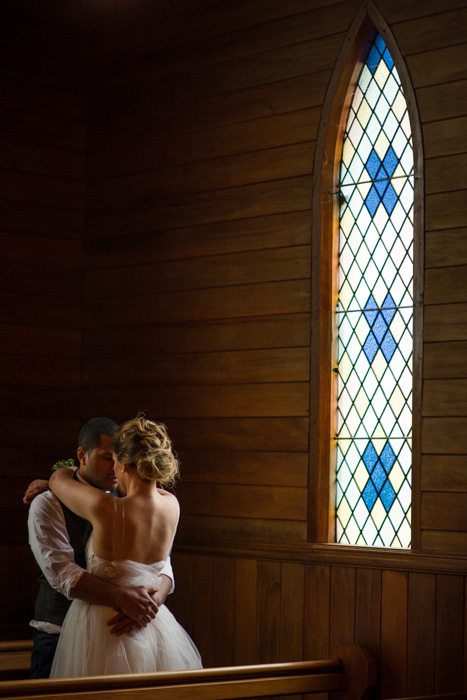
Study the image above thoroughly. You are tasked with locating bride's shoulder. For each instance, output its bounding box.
[157,488,179,509]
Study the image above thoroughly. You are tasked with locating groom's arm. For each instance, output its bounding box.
[28,493,167,627]
[69,571,162,626]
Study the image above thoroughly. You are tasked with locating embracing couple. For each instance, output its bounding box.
[25,415,202,678]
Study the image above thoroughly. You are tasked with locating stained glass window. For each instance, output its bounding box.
[335,34,413,548]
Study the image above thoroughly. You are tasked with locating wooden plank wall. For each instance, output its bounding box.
[0,1,86,636]
[82,0,467,695]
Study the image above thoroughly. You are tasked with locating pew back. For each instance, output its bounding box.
[0,643,376,700]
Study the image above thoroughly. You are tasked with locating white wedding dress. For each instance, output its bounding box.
[50,536,202,677]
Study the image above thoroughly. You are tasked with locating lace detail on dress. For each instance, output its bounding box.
[85,535,164,588]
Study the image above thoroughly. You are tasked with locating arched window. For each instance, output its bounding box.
[309,5,423,549]
[335,33,413,547]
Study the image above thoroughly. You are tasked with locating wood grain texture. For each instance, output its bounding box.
[83,314,310,358]
[423,379,467,416]
[86,211,311,265]
[424,342,467,378]
[329,566,355,651]
[426,228,467,268]
[82,347,310,387]
[422,418,467,453]
[407,572,436,695]
[422,455,467,491]
[280,562,305,663]
[435,575,465,692]
[355,568,381,663]
[424,304,467,342]
[380,570,408,699]
[421,493,467,532]
[177,450,308,487]
[234,559,258,665]
[177,483,308,521]
[84,245,311,298]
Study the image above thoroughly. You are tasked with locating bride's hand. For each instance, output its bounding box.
[23,479,49,504]
[107,611,141,636]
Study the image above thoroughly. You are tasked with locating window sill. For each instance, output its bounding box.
[174,538,467,574]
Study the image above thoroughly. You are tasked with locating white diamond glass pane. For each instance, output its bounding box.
[335,33,413,548]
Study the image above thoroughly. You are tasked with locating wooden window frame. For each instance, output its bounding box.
[308,0,424,549]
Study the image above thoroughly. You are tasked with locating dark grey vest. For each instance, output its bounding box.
[33,467,101,627]
[33,497,92,627]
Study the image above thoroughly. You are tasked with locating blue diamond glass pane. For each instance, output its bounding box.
[382,48,394,70]
[382,184,398,214]
[375,34,386,53]
[373,314,388,343]
[372,463,387,490]
[365,186,380,216]
[380,442,396,473]
[380,480,396,511]
[383,147,398,177]
[375,175,388,197]
[367,45,381,73]
[381,331,397,361]
[366,150,381,179]
[381,293,396,324]
[362,442,379,472]
[362,480,378,510]
[364,295,379,325]
[363,332,378,362]
[336,32,413,548]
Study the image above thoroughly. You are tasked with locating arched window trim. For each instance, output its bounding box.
[309,0,424,549]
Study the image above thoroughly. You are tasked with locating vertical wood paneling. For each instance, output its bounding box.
[355,568,381,663]
[210,557,236,668]
[304,564,330,660]
[280,562,305,662]
[435,575,464,693]
[329,567,356,651]
[380,570,408,699]
[407,573,436,695]
[190,554,213,666]
[257,561,282,664]
[234,559,258,665]
[303,564,330,700]
[168,552,194,633]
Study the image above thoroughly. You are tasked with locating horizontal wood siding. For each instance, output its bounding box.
[0,0,86,636]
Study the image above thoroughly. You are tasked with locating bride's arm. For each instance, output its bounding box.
[49,466,109,521]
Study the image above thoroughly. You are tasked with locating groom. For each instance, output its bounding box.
[25,417,174,678]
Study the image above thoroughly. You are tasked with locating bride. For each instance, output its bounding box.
[49,415,202,677]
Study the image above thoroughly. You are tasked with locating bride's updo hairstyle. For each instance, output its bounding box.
[112,414,179,486]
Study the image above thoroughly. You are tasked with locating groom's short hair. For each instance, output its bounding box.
[78,417,119,453]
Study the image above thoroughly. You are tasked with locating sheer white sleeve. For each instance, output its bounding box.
[160,555,175,593]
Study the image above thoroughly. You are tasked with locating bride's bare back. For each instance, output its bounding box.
[92,487,180,564]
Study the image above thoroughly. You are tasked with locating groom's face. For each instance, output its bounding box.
[80,434,119,492]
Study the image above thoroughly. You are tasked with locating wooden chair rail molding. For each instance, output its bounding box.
[0,643,376,700]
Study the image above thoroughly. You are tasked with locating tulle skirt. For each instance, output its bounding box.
[50,600,202,677]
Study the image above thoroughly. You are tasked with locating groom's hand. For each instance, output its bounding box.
[113,585,159,628]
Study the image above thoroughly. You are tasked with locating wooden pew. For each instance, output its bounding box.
[0,643,376,700]
[0,642,32,682]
